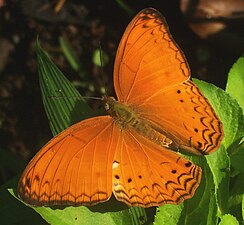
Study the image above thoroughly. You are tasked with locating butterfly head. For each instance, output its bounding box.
[103,96,116,112]
[103,95,138,128]
[103,95,120,120]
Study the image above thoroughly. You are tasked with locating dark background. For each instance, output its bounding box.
[0,0,243,185]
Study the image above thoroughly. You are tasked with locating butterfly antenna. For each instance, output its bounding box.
[83,96,103,101]
[99,41,105,74]
[98,42,109,96]
[48,95,103,101]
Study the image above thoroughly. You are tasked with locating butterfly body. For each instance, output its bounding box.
[104,96,174,149]
[18,8,223,208]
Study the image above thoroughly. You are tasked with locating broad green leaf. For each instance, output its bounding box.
[36,40,92,136]
[154,204,184,225]
[33,205,135,225]
[10,187,141,225]
[219,214,239,225]
[225,57,244,177]
[206,146,230,214]
[226,56,244,112]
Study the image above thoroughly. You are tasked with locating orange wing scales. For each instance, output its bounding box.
[18,117,118,206]
[112,130,202,207]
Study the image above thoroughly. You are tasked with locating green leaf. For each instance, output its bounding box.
[206,146,230,214]
[36,39,93,136]
[154,204,184,225]
[219,214,239,225]
[34,206,136,225]
[59,36,80,71]
[10,187,143,225]
[226,56,244,112]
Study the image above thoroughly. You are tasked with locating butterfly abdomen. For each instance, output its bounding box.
[133,121,174,148]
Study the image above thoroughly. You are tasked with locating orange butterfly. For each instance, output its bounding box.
[18,8,223,208]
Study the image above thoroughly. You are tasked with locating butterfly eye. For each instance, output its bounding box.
[104,103,110,111]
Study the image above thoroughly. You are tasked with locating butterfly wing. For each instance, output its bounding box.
[113,8,223,155]
[18,116,119,206]
[112,128,201,207]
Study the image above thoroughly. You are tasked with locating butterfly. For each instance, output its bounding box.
[17,8,223,208]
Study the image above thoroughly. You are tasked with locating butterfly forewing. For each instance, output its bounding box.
[114,8,190,103]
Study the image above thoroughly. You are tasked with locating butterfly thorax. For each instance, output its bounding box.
[103,96,174,149]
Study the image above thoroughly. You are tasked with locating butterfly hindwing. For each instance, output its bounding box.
[18,116,118,206]
[112,128,202,207]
